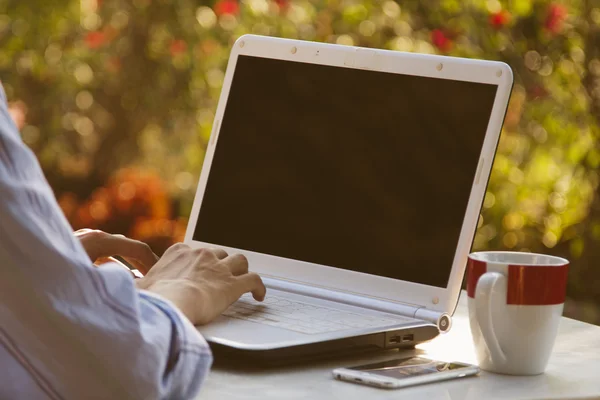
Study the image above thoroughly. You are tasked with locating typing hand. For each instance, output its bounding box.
[75,229,159,275]
[135,243,266,325]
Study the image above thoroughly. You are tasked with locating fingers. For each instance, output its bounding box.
[221,253,265,301]
[76,229,158,274]
[105,235,159,274]
[74,228,94,237]
[236,272,266,302]
[210,248,229,260]
[221,252,265,300]
[223,253,249,276]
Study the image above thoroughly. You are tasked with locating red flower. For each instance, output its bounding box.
[489,10,511,29]
[85,31,105,49]
[214,0,239,16]
[545,3,567,34]
[274,0,288,10]
[431,29,452,52]
[527,85,548,100]
[169,39,187,56]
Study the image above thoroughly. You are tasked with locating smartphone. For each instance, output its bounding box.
[332,356,479,389]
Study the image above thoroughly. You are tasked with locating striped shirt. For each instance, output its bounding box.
[0,85,212,400]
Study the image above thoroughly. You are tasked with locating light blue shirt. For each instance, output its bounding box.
[0,85,212,400]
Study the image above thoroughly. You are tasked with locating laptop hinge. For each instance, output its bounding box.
[262,277,451,332]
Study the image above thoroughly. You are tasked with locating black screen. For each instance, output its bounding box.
[193,55,497,288]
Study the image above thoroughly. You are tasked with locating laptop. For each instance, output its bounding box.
[184,35,513,361]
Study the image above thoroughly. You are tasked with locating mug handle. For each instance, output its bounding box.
[475,272,507,365]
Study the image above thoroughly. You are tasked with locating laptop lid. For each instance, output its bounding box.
[185,35,513,314]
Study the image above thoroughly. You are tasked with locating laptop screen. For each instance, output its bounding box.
[193,55,498,288]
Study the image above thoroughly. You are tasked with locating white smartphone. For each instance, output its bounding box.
[332,356,480,389]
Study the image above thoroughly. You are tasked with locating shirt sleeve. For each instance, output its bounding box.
[0,85,212,400]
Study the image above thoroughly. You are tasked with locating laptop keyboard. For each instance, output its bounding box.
[222,293,411,335]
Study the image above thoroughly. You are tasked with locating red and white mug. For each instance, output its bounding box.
[467,251,569,375]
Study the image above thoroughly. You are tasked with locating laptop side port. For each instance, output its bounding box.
[388,335,401,344]
[385,331,414,347]
[401,334,414,343]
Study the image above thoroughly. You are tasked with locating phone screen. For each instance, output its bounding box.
[349,357,470,379]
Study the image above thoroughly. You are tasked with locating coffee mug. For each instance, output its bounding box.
[467,251,569,375]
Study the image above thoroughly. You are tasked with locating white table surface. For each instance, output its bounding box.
[199,291,600,400]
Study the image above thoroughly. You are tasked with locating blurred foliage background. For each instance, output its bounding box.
[1,0,600,324]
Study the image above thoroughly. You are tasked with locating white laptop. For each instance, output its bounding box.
[184,35,513,361]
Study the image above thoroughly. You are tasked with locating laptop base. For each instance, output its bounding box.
[207,325,439,366]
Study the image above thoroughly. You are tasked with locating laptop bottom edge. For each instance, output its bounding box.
[208,324,440,366]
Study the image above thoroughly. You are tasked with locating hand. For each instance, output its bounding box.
[75,229,158,275]
[136,243,266,325]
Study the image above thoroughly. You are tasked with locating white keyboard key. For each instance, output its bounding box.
[222,294,409,335]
